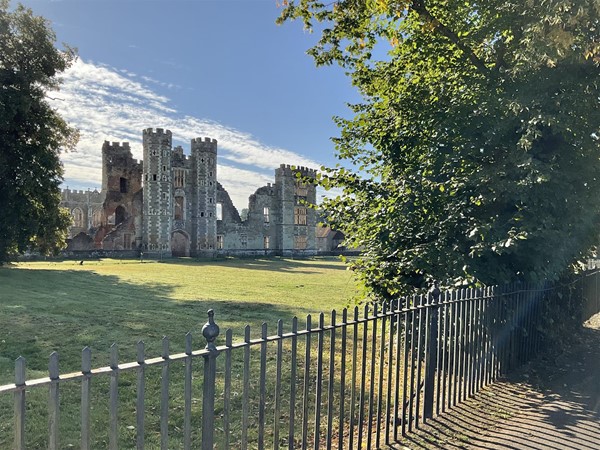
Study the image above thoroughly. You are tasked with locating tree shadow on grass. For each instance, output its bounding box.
[0,267,305,384]
[161,256,349,273]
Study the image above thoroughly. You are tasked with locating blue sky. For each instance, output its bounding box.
[18,0,360,210]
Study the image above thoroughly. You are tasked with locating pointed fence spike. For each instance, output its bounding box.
[306,314,312,330]
[82,347,92,374]
[185,332,192,355]
[225,329,233,346]
[331,309,336,326]
[262,322,268,339]
[15,356,26,386]
[49,352,59,380]
[319,312,325,328]
[137,341,145,364]
[277,319,283,336]
[110,344,118,369]
[162,337,170,359]
[244,325,251,342]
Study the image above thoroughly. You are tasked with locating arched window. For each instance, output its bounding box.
[72,207,84,228]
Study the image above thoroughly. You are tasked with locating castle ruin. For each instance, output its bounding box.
[61,128,318,257]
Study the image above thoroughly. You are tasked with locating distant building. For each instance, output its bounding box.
[60,128,323,257]
[316,226,346,253]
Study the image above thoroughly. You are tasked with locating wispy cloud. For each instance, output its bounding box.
[51,59,320,210]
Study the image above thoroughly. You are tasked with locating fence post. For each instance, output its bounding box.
[201,309,220,450]
[424,282,441,421]
[14,356,26,450]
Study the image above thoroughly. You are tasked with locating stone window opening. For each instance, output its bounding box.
[174,196,184,220]
[295,235,308,250]
[153,174,157,181]
[200,212,205,217]
[263,207,270,223]
[294,207,307,225]
[120,177,127,193]
[216,203,223,220]
[162,165,167,172]
[295,181,309,197]
[91,209,102,228]
[174,169,185,188]
[72,207,84,228]
[209,171,213,177]
[115,205,126,225]
[216,235,224,249]
[209,197,213,204]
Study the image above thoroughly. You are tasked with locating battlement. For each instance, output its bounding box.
[191,137,218,144]
[61,188,103,202]
[276,164,318,178]
[102,141,131,153]
[143,128,172,137]
[191,137,217,155]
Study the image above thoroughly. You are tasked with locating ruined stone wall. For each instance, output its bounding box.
[100,141,143,250]
[60,189,105,240]
[274,164,318,256]
[60,128,323,258]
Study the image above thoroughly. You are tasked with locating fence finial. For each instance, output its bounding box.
[202,309,220,351]
[429,281,441,304]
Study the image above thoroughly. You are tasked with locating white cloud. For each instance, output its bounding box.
[51,59,321,211]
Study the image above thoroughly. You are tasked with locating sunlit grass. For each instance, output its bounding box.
[0,257,358,380]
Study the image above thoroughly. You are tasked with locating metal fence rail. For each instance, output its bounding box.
[2,272,599,449]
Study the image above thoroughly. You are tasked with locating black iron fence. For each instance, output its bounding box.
[2,271,599,449]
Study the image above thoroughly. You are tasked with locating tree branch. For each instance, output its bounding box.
[411,0,490,77]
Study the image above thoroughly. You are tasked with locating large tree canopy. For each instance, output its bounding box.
[0,1,78,263]
[280,0,600,298]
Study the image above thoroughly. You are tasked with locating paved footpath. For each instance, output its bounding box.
[389,313,600,450]
[465,313,600,450]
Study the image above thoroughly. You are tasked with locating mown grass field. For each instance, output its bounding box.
[0,257,361,448]
[0,257,358,382]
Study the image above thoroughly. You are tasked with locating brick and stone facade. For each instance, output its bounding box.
[60,128,319,257]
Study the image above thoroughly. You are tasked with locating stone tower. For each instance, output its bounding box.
[191,137,218,252]
[275,164,318,255]
[142,128,173,255]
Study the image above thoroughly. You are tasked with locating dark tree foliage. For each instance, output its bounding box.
[280,1,600,298]
[0,1,78,263]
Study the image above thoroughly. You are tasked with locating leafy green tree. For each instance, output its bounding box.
[0,1,78,263]
[280,0,600,298]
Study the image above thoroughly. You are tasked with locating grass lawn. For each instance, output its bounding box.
[0,258,429,449]
[0,257,366,448]
[0,257,359,383]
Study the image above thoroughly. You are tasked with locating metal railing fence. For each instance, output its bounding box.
[1,272,599,449]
